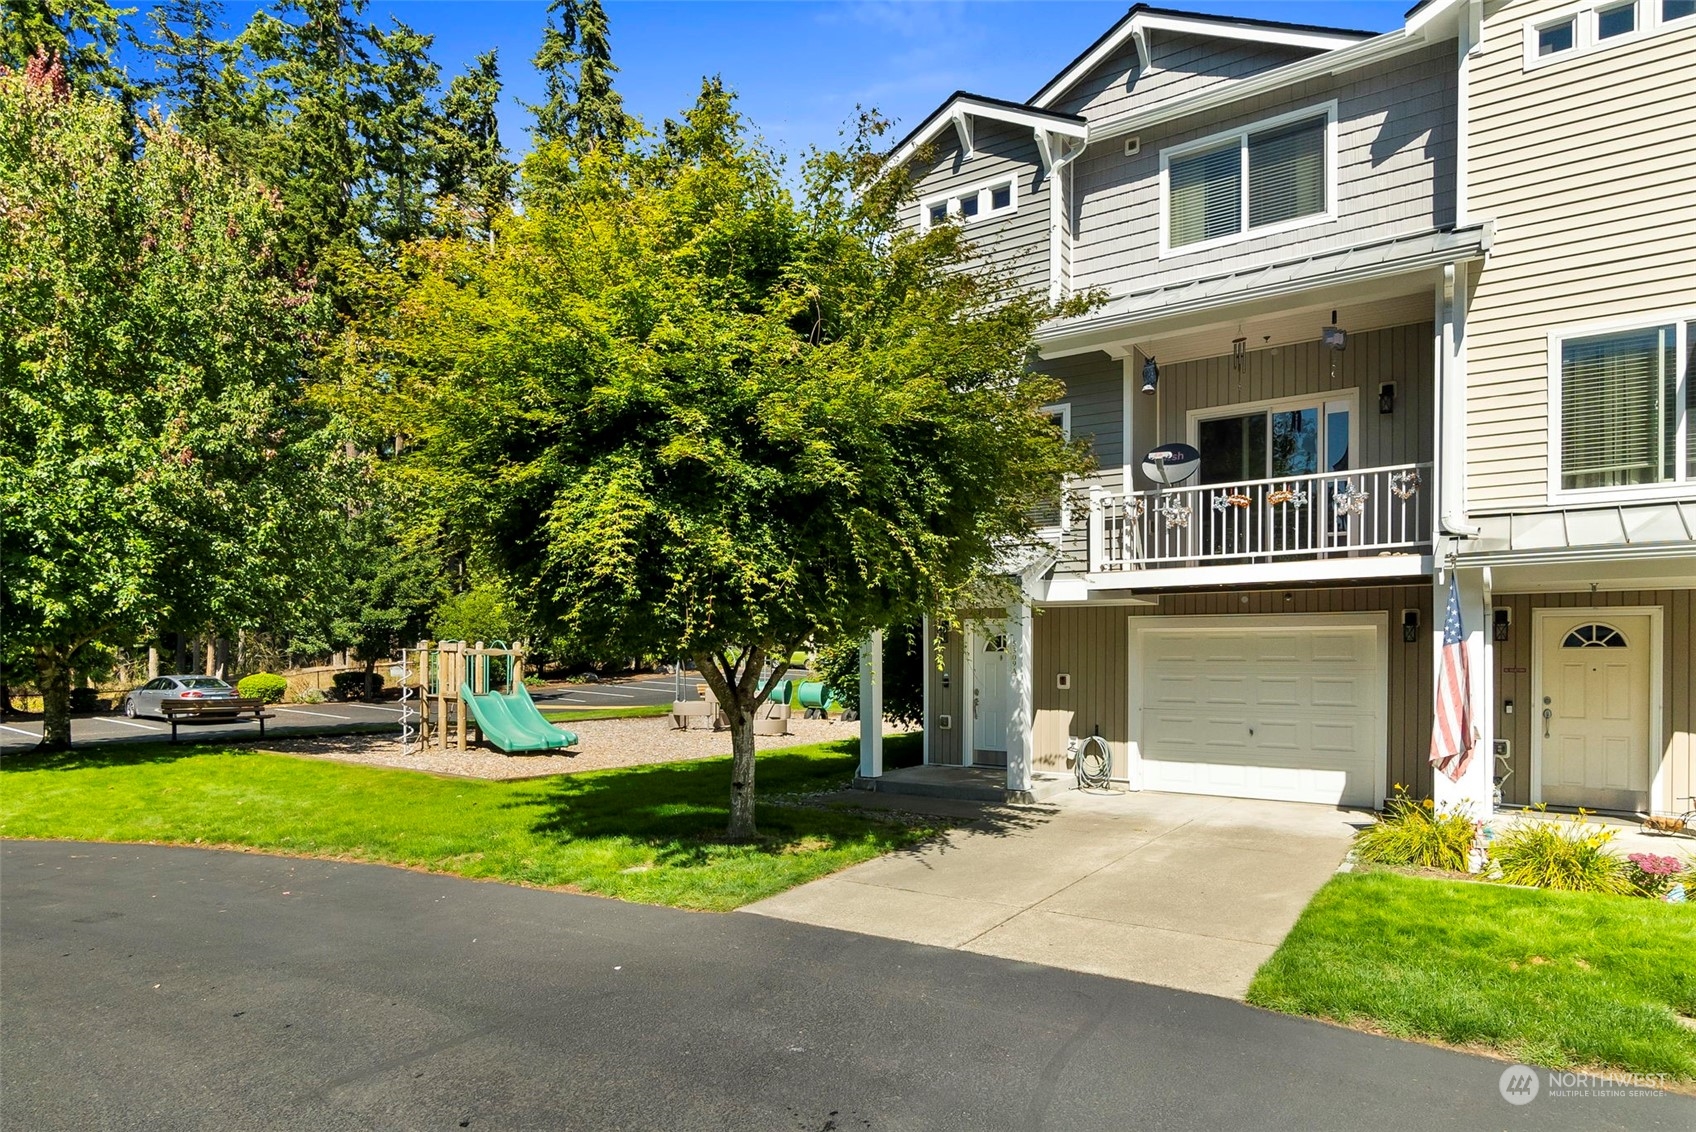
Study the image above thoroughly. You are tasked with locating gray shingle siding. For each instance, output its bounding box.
[1051,33,1316,122]
[1071,41,1457,296]
[901,120,1050,298]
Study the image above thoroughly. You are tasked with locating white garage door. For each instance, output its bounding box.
[1133,621,1383,808]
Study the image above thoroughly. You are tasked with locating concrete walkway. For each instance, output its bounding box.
[743,789,1364,1000]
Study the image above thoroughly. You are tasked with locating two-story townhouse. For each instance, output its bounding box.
[854,5,1493,808]
[1434,0,1696,820]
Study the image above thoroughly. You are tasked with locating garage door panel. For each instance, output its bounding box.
[1137,623,1381,808]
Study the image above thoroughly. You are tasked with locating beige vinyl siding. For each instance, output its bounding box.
[1464,1,1696,510]
[1050,34,1314,122]
[1489,589,1694,814]
[1011,585,1437,795]
[1069,41,1456,297]
[901,120,1051,297]
[1127,322,1435,491]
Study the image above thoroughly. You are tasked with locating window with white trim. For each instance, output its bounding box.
[919,175,1017,230]
[1552,317,1694,495]
[1525,0,1696,67]
[1032,402,1072,532]
[1161,104,1335,254]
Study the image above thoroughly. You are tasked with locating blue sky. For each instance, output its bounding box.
[140,2,1412,162]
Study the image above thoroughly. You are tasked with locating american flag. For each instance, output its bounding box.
[1429,575,1473,783]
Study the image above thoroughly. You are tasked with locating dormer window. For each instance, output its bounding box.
[918,175,1018,230]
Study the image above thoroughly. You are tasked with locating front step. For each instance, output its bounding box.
[853,767,1073,805]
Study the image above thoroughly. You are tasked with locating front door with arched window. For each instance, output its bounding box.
[1536,612,1653,813]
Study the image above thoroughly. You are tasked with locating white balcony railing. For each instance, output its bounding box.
[1089,462,1433,572]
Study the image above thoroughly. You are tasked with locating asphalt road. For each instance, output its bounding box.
[4,842,1687,1131]
[0,675,685,752]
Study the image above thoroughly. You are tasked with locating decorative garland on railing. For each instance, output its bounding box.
[1389,469,1421,500]
[1266,488,1309,508]
[1333,482,1370,517]
[1159,498,1192,528]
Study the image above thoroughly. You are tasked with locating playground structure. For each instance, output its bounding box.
[397,641,578,755]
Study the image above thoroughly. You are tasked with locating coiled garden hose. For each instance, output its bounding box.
[1075,733,1114,791]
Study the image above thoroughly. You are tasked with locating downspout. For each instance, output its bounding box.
[1040,129,1087,307]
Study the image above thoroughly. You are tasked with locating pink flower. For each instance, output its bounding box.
[1627,853,1683,876]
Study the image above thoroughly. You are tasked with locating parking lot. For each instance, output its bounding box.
[0,674,685,752]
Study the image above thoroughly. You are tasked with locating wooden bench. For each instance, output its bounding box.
[161,698,274,743]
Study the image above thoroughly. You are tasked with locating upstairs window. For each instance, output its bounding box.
[1162,105,1334,254]
[919,175,1017,230]
[1527,0,1692,67]
[1553,316,1693,496]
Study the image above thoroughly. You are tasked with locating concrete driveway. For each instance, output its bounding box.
[743,789,1364,1000]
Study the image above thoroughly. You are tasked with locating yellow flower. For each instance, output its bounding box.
[1422,798,1435,809]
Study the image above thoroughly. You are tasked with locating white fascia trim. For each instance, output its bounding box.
[1030,13,1370,110]
[1088,554,1432,592]
[881,97,1086,181]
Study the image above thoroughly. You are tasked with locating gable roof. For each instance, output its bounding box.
[1029,4,1374,110]
[880,91,1087,180]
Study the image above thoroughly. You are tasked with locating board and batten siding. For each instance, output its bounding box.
[901,120,1051,297]
[1069,41,1456,298]
[1489,589,1694,814]
[931,584,1436,794]
[1128,322,1436,491]
[1048,33,1315,123]
[928,627,966,765]
[1464,2,1696,511]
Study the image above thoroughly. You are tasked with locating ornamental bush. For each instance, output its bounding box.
[296,687,328,704]
[329,671,384,701]
[1489,815,1630,894]
[236,673,288,704]
[1352,787,1476,871]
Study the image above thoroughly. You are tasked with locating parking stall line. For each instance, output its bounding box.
[273,708,353,721]
[0,723,39,737]
[102,718,165,732]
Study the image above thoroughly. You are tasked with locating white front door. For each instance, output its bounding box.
[1538,614,1652,813]
[1132,618,1384,807]
[972,622,1010,764]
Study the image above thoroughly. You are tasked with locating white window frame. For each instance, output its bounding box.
[1157,101,1339,258]
[1184,389,1361,481]
[918,174,1019,231]
[1546,309,1694,505]
[1038,401,1072,534]
[1523,0,1696,70]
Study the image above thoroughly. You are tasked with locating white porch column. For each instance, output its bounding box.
[1432,563,1494,817]
[858,629,884,780]
[1005,600,1034,800]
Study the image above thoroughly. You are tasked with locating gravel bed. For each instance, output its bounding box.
[258,716,905,781]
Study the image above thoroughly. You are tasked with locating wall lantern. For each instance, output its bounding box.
[1379,382,1396,415]
[1140,356,1159,395]
[1402,608,1421,643]
[1493,607,1512,642]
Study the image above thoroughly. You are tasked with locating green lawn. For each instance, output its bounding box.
[540,702,673,722]
[1248,870,1696,1081]
[0,733,935,911]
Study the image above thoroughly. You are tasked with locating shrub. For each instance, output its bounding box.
[296,687,328,704]
[329,671,385,701]
[522,675,545,689]
[236,673,288,704]
[1624,853,1687,898]
[1489,814,1630,894]
[69,687,100,713]
[1352,787,1476,870]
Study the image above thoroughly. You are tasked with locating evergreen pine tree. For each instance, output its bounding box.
[434,49,514,239]
[363,18,440,249]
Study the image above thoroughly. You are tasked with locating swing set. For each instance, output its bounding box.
[397,640,578,755]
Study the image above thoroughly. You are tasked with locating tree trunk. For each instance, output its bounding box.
[147,646,160,680]
[362,655,377,702]
[726,701,758,839]
[693,644,793,841]
[34,645,73,752]
[0,670,11,720]
[212,638,229,679]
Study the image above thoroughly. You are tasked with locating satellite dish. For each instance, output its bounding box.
[1141,443,1201,486]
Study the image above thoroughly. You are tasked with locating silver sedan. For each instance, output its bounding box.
[123,675,240,720]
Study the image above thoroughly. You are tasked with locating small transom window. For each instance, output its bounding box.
[1597,2,1637,36]
[919,176,1017,230]
[1561,623,1627,648]
[1539,17,1577,53]
[983,634,1008,653]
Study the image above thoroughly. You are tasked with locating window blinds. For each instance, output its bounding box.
[1247,117,1327,229]
[1560,326,1673,489]
[1168,143,1240,247]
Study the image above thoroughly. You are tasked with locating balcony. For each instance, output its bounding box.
[1087,462,1433,582]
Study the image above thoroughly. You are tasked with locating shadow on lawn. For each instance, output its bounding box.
[515,738,934,865]
[0,741,226,773]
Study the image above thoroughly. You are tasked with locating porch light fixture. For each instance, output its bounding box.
[1140,356,1159,395]
[1379,382,1395,414]
[1493,607,1511,642]
[1402,609,1421,643]
[1323,326,1348,351]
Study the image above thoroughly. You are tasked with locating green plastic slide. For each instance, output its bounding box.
[459,683,579,753]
